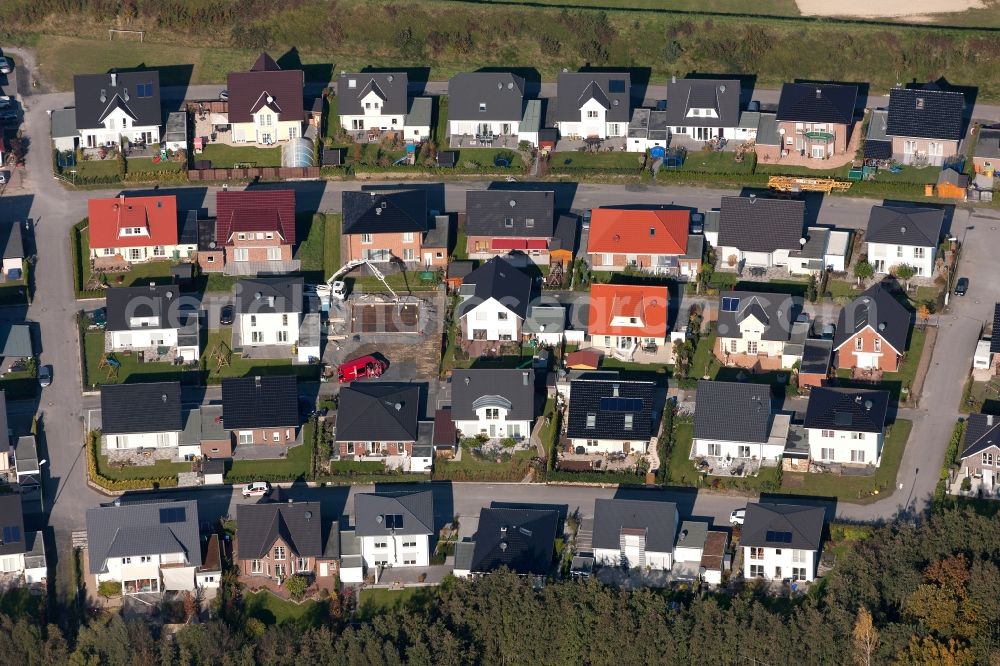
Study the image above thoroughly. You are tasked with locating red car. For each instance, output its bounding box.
[337,355,388,383]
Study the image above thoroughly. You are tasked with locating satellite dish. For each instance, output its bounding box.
[255,292,263,299]
[209,241,217,249]
[497,82,503,90]
[387,74,394,82]
[864,400,873,410]
[509,199,517,208]
[394,402,402,411]
[900,226,906,233]
[507,82,514,90]
[376,515,383,524]
[165,291,173,298]
[304,510,313,520]
[613,99,620,106]
[267,95,274,104]
[878,322,886,331]
[719,85,726,93]
[799,237,807,247]
[779,128,786,136]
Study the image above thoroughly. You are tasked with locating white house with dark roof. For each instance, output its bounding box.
[226,53,304,145]
[715,196,806,269]
[554,72,631,140]
[451,369,537,441]
[456,256,533,342]
[864,205,944,277]
[454,505,559,578]
[565,377,655,454]
[100,382,187,454]
[337,72,430,141]
[0,222,24,278]
[0,494,45,585]
[692,380,790,467]
[353,489,433,569]
[105,285,199,363]
[447,72,534,145]
[715,291,806,369]
[234,277,303,351]
[804,387,890,466]
[591,498,678,570]
[741,502,824,582]
[664,78,741,142]
[957,413,1000,496]
[72,70,162,149]
[334,382,431,472]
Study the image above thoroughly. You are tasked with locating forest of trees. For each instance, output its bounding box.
[0,508,998,665]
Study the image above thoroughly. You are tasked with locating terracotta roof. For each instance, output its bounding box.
[87,195,179,249]
[566,349,602,369]
[587,284,668,338]
[215,189,296,246]
[587,208,689,255]
[226,53,304,124]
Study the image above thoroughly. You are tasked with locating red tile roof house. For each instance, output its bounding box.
[586,283,670,363]
[198,189,298,274]
[88,194,196,269]
[586,208,702,280]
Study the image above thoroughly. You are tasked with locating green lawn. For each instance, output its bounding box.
[203,329,320,383]
[551,151,643,170]
[357,587,438,619]
[780,420,913,502]
[473,0,799,13]
[200,144,282,168]
[244,590,325,627]
[128,157,183,174]
[453,148,525,171]
[690,324,719,379]
[666,421,697,486]
[294,213,341,277]
[82,330,197,388]
[93,436,190,480]
[434,96,448,146]
[452,218,467,260]
[345,270,440,294]
[826,279,862,300]
[226,422,313,482]
[681,149,754,175]
[433,445,535,481]
[73,159,120,178]
[76,227,178,292]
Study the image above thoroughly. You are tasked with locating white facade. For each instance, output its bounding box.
[358,533,430,568]
[866,241,936,277]
[593,545,672,570]
[569,437,650,455]
[462,298,521,341]
[96,550,196,593]
[670,124,737,142]
[238,311,301,347]
[0,554,23,575]
[716,245,791,269]
[743,545,817,582]
[196,570,220,589]
[108,327,178,350]
[693,436,785,463]
[449,119,521,138]
[232,104,301,145]
[806,428,883,466]
[80,105,160,148]
[2,258,21,275]
[787,230,851,275]
[104,431,180,450]
[340,89,406,133]
[454,409,531,440]
[557,98,626,140]
[91,241,197,264]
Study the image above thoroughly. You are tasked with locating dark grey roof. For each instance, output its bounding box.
[456,256,533,321]
[961,413,1000,459]
[235,277,302,314]
[470,507,558,575]
[342,190,427,235]
[354,489,433,537]
[555,72,631,123]
[790,228,829,260]
[741,502,824,551]
[221,375,299,429]
[975,127,1000,160]
[334,382,420,442]
[938,168,969,187]
[833,283,911,355]
[550,213,578,254]
[716,291,797,342]
[447,72,526,121]
[454,540,476,571]
[804,387,889,433]
[866,206,943,248]
[237,501,322,560]
[0,223,23,260]
[86,500,201,574]
[665,79,741,128]
[465,190,555,238]
[800,338,833,375]
[0,324,31,358]
[755,112,781,146]
[451,369,536,422]
[694,380,771,444]
[717,196,805,253]
[105,284,180,331]
[0,495,24,556]
[447,260,475,280]
[523,305,566,335]
[337,72,408,116]
[886,87,964,141]
[50,107,78,139]
[73,71,162,130]
[864,109,893,160]
[565,379,655,441]
[592,498,677,553]
[776,83,857,125]
[101,382,183,435]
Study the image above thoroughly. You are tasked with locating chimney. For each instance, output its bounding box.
[500,526,507,537]
[110,73,117,87]
[989,415,995,426]
[749,194,757,203]
[671,75,676,84]
[815,87,822,99]
[612,383,620,397]
[254,376,262,388]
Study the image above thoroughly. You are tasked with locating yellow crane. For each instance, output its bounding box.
[767,175,852,193]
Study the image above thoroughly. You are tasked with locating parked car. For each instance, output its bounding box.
[38,365,52,388]
[89,308,107,329]
[729,508,746,525]
[242,481,270,498]
[219,89,229,101]
[955,277,969,296]
[219,304,234,326]
[0,96,13,109]
[582,209,592,230]
[0,110,17,125]
[0,57,13,75]
[0,172,6,186]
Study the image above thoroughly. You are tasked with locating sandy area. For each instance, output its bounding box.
[795,0,985,18]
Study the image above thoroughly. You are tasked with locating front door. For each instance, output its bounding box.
[774,566,782,579]
[424,252,432,266]
[489,424,496,438]
[623,442,630,454]
[618,336,633,349]
[501,123,511,135]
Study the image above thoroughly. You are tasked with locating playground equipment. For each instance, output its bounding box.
[767,175,852,194]
[98,353,120,381]
[208,339,232,373]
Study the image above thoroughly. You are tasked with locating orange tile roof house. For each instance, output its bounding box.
[587,208,702,279]
[587,284,669,358]
[88,194,196,268]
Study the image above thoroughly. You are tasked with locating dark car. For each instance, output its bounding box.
[0,110,17,125]
[38,365,52,388]
[955,277,970,296]
[90,307,107,329]
[219,304,234,326]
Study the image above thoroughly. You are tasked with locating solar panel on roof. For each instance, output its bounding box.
[721,297,740,312]
[1,526,20,544]
[600,397,643,412]
[159,507,186,524]
[834,411,852,427]
[765,530,793,544]
[609,79,626,93]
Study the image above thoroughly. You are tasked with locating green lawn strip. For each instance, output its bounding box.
[780,420,912,502]
[826,279,862,299]
[690,323,718,379]
[225,422,313,483]
[666,421,696,486]
[550,151,644,171]
[294,213,327,273]
[200,144,282,168]
[127,157,183,173]
[345,271,440,294]
[454,147,525,171]
[93,442,190,481]
[202,274,239,293]
[357,587,438,620]
[244,590,324,627]
[324,95,340,143]
[74,160,120,177]
[432,446,534,481]
[434,97,448,147]
[681,150,753,175]
[452,218,467,260]
[202,329,320,383]
[323,213,341,277]
[83,330,192,388]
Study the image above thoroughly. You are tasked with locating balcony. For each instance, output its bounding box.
[800,130,835,142]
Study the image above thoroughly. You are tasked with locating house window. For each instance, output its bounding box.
[129,248,143,261]
[402,232,414,243]
[749,547,764,560]
[267,247,281,261]
[792,567,807,581]
[153,246,165,257]
[402,540,417,548]
[298,558,309,571]
[983,452,995,466]
[265,232,274,240]
[586,413,596,428]
[103,248,115,256]
[708,443,721,457]
[273,432,280,442]
[750,564,765,578]
[289,127,297,139]
[251,331,263,343]
[403,558,417,565]
[738,445,751,458]
[274,546,286,561]
[851,450,866,463]
[375,541,388,549]
[821,430,834,438]
[855,337,863,351]
[792,549,806,563]
[747,341,758,355]
[361,234,373,244]
[729,339,737,353]
[251,560,263,574]
[485,408,500,420]
[586,110,599,119]
[475,309,487,321]
[497,312,508,321]
[624,414,633,430]
[237,233,246,241]
[525,218,534,229]
[479,103,487,112]
[914,247,925,258]
[250,315,257,327]
[233,248,249,262]
[274,564,286,578]
[586,440,598,447]
[239,431,253,445]
[403,249,415,261]
[346,442,355,454]
[282,314,288,326]
[504,217,514,228]
[821,448,834,460]
[874,338,881,353]
[896,245,903,258]
[140,556,151,563]
[123,557,132,564]
[775,549,782,556]
[207,256,215,263]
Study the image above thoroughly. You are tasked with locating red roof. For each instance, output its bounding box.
[587,283,669,338]
[433,408,457,447]
[566,349,602,369]
[87,195,179,249]
[491,238,548,250]
[215,190,296,246]
[587,208,689,255]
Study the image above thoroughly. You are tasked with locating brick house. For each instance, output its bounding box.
[832,283,911,372]
[334,382,430,467]
[342,189,447,267]
[199,189,297,273]
[465,189,555,265]
[586,207,701,279]
[885,85,964,167]
[774,83,857,159]
[221,375,300,448]
[236,499,339,581]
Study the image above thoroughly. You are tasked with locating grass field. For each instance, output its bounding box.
[83,330,199,388]
[226,429,313,481]
[200,144,282,168]
[93,443,190,481]
[433,445,535,481]
[204,328,320,383]
[467,0,800,12]
[357,587,438,619]
[551,151,643,171]
[244,591,325,627]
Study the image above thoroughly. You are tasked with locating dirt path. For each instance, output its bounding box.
[2,47,51,95]
[909,325,937,408]
[795,0,985,18]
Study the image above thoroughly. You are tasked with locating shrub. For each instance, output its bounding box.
[285,574,308,600]
[86,432,178,491]
[97,580,122,598]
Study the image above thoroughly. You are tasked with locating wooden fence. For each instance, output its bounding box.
[187,166,320,181]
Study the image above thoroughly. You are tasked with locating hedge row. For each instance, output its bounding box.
[933,419,966,510]
[328,460,391,474]
[124,169,187,183]
[432,464,532,482]
[87,434,178,492]
[543,470,647,485]
[69,220,105,299]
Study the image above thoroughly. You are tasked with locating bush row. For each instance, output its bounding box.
[542,470,647,485]
[69,220,105,299]
[432,465,531,482]
[86,435,178,491]
[933,419,966,510]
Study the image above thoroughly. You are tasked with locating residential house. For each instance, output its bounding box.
[833,282,912,372]
[715,291,804,369]
[0,222,24,278]
[104,285,199,363]
[786,227,851,275]
[72,70,161,148]
[202,189,297,273]
[715,196,806,269]
[0,323,32,372]
[798,338,834,390]
[85,500,202,594]
[454,506,558,578]
[342,189,446,267]
[446,72,536,145]
[804,387,890,466]
[626,108,669,153]
[451,369,536,441]
[227,53,304,145]
[456,256,533,342]
[334,382,432,471]
[523,304,572,347]
[775,83,857,159]
[587,284,669,358]
[565,378,655,454]
[591,498,678,570]
[741,502,824,582]
[337,71,430,141]
[88,194,195,267]
[234,277,302,348]
[664,77,741,142]
[957,412,1000,495]
[692,380,790,465]
[972,126,1000,176]
[50,107,78,151]
[0,494,46,585]
[220,375,300,448]
[354,489,433,569]
[554,72,631,140]
[100,382,188,456]
[864,205,943,277]
[236,500,338,582]
[885,85,964,166]
[586,207,701,278]
[465,189,556,264]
